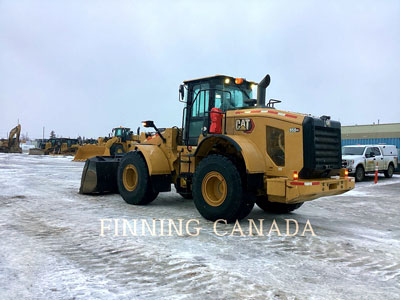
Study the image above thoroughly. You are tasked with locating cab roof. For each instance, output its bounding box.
[183,74,257,85]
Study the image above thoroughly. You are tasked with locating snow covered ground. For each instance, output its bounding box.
[0,153,399,299]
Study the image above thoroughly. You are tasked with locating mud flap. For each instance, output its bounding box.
[79,156,121,194]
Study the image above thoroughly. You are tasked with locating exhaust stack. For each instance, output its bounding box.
[257,74,271,107]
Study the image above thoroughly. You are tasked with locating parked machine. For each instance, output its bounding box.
[29,138,80,155]
[342,144,398,181]
[80,74,354,222]
[0,124,22,153]
[73,127,139,161]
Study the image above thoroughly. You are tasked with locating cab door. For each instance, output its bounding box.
[373,147,385,169]
[365,147,378,171]
[186,84,210,145]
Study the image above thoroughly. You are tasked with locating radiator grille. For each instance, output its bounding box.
[314,127,341,169]
[300,116,342,178]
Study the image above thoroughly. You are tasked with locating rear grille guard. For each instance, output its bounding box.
[300,117,342,179]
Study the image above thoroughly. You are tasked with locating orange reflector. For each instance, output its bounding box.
[293,171,298,180]
[235,78,244,84]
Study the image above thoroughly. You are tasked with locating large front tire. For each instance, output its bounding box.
[117,151,158,205]
[110,143,125,156]
[193,155,252,223]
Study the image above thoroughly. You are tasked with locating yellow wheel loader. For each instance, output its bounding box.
[73,127,138,161]
[80,74,355,222]
[0,124,22,153]
[29,138,80,155]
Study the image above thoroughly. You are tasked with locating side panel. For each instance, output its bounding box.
[195,134,266,173]
[229,135,267,173]
[134,144,171,175]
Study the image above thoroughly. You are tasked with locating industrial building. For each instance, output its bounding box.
[341,122,400,170]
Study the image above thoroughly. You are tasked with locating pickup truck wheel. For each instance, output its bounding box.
[256,196,303,213]
[355,165,365,182]
[384,164,394,178]
[193,155,250,223]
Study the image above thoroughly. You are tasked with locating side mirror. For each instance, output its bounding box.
[179,84,185,102]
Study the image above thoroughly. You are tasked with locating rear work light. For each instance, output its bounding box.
[293,171,298,180]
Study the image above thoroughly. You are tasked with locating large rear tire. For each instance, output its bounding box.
[117,151,158,205]
[384,164,394,178]
[193,155,252,223]
[256,196,303,213]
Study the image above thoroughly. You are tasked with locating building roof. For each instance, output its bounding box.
[342,123,400,139]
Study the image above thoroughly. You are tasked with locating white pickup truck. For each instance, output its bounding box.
[342,145,398,182]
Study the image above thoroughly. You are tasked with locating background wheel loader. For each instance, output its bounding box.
[80,74,355,222]
[29,138,80,155]
[73,127,139,161]
[0,124,22,153]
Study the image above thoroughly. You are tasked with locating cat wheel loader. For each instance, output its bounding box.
[73,127,139,161]
[80,74,355,222]
[29,138,80,155]
[0,124,22,153]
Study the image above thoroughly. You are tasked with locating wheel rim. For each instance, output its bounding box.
[123,164,138,191]
[389,166,393,176]
[201,171,227,207]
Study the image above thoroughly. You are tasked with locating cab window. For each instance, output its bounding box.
[215,84,252,111]
[365,147,378,157]
[373,147,381,156]
[192,85,209,117]
[266,126,285,166]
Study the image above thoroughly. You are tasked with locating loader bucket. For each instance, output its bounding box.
[29,148,46,155]
[79,156,121,194]
[73,144,110,161]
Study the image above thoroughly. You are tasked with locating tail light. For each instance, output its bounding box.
[293,171,298,180]
[344,169,349,178]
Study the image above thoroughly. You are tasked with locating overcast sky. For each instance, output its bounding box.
[1,0,399,139]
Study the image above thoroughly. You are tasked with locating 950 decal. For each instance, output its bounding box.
[289,127,300,133]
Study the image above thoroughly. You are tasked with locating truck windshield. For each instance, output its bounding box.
[342,147,365,155]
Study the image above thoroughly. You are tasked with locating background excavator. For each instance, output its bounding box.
[0,124,22,153]
[73,127,139,161]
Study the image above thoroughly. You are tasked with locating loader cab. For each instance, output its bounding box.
[112,127,131,142]
[181,75,256,146]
